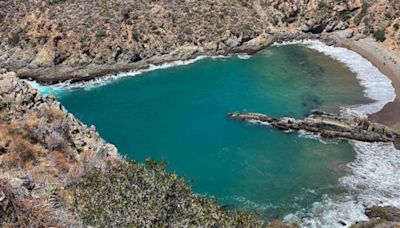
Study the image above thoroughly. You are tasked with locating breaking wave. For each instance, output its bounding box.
[237,54,252,60]
[277,40,399,227]
[285,142,400,227]
[274,40,395,116]
[27,56,212,95]
[27,53,247,95]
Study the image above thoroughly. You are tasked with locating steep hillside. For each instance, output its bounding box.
[0,0,398,83]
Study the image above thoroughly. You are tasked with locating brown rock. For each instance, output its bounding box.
[366,206,400,222]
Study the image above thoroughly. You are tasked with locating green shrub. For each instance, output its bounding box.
[318,1,327,8]
[8,32,20,47]
[373,29,386,42]
[0,110,10,122]
[353,3,368,25]
[238,0,250,7]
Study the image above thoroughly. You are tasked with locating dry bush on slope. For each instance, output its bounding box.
[70,160,264,227]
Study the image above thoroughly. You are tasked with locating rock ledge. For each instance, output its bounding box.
[228,110,400,146]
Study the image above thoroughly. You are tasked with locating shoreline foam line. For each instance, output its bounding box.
[274,40,396,116]
[27,53,254,96]
[27,55,209,95]
[285,141,400,228]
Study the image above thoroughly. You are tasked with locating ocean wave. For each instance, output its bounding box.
[226,195,279,211]
[285,142,400,227]
[237,54,252,60]
[297,130,339,145]
[247,119,271,126]
[276,40,399,227]
[27,80,62,96]
[274,40,396,116]
[27,54,242,95]
[26,56,212,95]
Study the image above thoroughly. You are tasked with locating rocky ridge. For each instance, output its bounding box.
[0,0,399,83]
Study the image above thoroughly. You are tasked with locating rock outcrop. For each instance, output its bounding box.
[0,71,118,159]
[228,110,400,145]
[366,206,400,222]
[351,206,400,227]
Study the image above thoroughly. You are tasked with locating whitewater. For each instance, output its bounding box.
[276,40,398,227]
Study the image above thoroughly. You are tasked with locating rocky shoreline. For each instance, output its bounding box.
[11,31,339,85]
[228,111,400,147]
[15,32,279,84]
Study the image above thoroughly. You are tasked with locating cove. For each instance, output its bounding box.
[57,45,372,219]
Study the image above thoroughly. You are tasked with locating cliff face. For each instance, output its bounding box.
[0,0,398,83]
[0,72,118,226]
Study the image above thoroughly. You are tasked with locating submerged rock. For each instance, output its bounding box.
[228,110,400,145]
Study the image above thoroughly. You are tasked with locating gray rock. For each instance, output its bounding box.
[228,111,400,144]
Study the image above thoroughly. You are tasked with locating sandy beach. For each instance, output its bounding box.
[334,35,400,132]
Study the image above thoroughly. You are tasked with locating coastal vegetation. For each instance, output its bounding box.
[373,28,386,42]
[71,161,263,227]
[353,3,369,26]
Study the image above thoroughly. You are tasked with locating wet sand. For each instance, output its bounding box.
[334,36,400,132]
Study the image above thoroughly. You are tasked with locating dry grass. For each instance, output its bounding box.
[0,179,60,227]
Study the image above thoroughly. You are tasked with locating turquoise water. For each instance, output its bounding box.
[57,45,371,219]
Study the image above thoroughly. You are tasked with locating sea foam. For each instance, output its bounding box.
[27,54,242,95]
[276,40,399,227]
[237,54,252,60]
[274,40,396,116]
[285,142,400,227]
[27,55,211,95]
